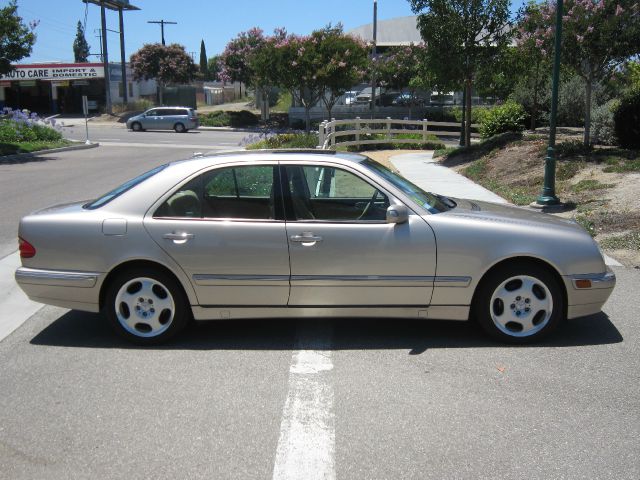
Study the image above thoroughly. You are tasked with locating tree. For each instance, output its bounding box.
[274,34,325,132]
[199,39,208,79]
[0,0,37,75]
[374,44,429,118]
[220,28,266,96]
[525,0,640,145]
[247,28,289,120]
[130,43,196,105]
[73,21,90,63]
[312,25,370,119]
[207,55,222,81]
[410,0,511,146]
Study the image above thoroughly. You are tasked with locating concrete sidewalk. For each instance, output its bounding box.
[390,151,506,204]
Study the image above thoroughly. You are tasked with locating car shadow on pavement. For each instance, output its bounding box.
[29,310,622,352]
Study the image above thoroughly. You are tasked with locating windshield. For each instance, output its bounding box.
[361,159,453,213]
[84,164,167,209]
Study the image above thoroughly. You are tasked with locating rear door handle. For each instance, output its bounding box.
[163,232,194,243]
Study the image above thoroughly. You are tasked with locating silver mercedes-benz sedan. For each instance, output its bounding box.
[15,150,615,344]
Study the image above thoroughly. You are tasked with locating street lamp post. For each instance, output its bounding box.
[536,0,563,206]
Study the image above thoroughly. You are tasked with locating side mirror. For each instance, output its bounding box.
[386,204,409,224]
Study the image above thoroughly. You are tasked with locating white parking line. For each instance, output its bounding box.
[273,322,335,480]
[0,252,44,342]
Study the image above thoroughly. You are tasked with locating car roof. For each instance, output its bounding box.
[169,149,370,169]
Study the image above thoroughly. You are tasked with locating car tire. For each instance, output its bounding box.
[104,267,190,345]
[473,262,564,344]
[131,122,143,132]
[174,122,186,133]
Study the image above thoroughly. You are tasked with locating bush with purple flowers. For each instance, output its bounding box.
[0,107,63,143]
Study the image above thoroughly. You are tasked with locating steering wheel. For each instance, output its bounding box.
[358,190,380,220]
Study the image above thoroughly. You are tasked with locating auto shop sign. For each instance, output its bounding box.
[0,64,105,81]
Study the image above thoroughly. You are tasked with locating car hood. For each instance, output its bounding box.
[443,197,586,233]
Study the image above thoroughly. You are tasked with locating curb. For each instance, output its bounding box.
[0,142,100,163]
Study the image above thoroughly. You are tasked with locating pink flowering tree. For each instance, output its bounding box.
[220,28,266,96]
[514,2,555,130]
[130,43,197,105]
[374,44,430,118]
[247,28,289,118]
[525,0,640,145]
[313,25,370,119]
[274,34,325,132]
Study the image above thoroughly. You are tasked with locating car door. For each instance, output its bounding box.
[144,163,290,306]
[142,109,160,129]
[281,162,437,306]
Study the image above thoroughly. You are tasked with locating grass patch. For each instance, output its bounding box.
[433,146,457,158]
[0,140,72,156]
[600,231,640,250]
[602,158,640,173]
[557,160,585,180]
[570,179,615,193]
[575,215,597,237]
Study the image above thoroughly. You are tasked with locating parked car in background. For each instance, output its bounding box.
[15,150,615,345]
[126,107,199,133]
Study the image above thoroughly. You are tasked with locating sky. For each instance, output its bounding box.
[17,0,529,64]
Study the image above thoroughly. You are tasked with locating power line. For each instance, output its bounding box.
[147,20,177,46]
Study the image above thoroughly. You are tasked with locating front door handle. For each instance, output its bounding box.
[290,233,323,243]
[163,232,194,244]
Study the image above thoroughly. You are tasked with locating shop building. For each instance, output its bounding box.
[0,62,156,114]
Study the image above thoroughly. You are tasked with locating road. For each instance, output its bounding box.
[0,133,638,479]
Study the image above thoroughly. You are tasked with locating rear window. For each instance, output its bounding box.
[83,164,167,209]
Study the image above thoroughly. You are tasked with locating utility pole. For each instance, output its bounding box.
[100,1,111,114]
[147,20,177,46]
[119,6,128,104]
[370,0,378,119]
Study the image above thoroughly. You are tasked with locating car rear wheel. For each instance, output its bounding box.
[473,263,564,343]
[174,122,186,133]
[105,268,190,344]
[131,121,143,132]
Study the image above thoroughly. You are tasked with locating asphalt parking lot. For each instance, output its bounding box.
[0,265,638,479]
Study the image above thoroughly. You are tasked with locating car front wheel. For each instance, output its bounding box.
[105,268,190,344]
[473,263,564,343]
[131,122,143,132]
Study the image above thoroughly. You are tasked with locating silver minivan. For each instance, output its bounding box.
[126,107,199,133]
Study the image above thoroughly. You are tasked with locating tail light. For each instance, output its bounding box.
[19,237,36,258]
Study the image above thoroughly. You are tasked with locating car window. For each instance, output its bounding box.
[360,159,452,213]
[84,164,167,210]
[145,109,158,116]
[285,165,389,221]
[155,166,277,220]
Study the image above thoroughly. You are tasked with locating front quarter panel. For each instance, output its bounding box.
[426,213,606,306]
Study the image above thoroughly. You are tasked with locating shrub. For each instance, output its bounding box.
[200,110,260,128]
[613,88,640,149]
[591,99,620,146]
[555,140,592,157]
[0,108,63,143]
[112,99,154,115]
[478,101,526,139]
[447,105,491,124]
[244,132,318,150]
